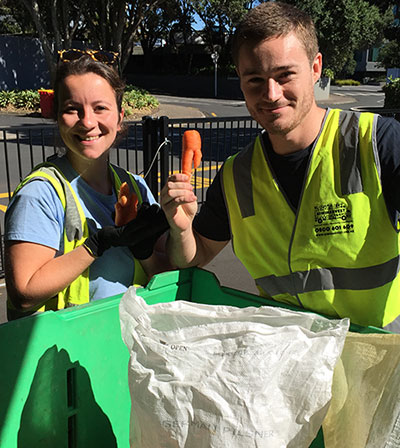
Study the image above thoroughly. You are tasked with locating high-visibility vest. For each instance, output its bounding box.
[7,161,147,315]
[222,108,400,328]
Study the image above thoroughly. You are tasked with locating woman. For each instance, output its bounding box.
[4,50,170,320]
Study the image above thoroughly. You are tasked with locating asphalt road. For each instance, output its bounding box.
[152,84,385,117]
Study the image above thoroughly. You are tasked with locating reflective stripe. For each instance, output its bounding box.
[110,164,143,204]
[37,166,84,242]
[371,114,381,179]
[111,164,132,187]
[232,142,255,218]
[10,162,146,312]
[256,255,400,296]
[338,111,363,195]
[384,314,400,333]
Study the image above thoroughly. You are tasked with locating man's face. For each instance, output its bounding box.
[237,32,322,138]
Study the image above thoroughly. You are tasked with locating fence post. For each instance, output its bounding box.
[0,223,4,279]
[158,116,170,189]
[142,115,170,198]
[142,116,159,198]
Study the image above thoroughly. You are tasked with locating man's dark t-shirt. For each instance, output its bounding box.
[193,115,400,240]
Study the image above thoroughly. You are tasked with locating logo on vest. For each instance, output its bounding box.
[314,202,354,237]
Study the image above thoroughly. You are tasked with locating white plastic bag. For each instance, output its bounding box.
[323,332,400,448]
[120,286,349,448]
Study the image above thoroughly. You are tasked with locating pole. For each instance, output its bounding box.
[158,116,170,190]
[142,116,159,198]
[211,51,219,98]
[214,62,218,98]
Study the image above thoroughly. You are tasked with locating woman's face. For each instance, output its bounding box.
[57,72,124,163]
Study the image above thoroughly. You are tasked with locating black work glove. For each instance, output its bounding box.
[128,202,169,259]
[83,203,169,258]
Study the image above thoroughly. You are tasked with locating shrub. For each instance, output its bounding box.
[322,68,335,80]
[333,79,361,86]
[0,89,40,110]
[0,90,16,108]
[14,90,40,109]
[123,85,159,113]
[383,77,400,108]
[0,86,158,114]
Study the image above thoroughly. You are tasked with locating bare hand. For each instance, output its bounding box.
[160,173,198,232]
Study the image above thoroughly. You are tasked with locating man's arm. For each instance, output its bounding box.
[161,173,228,267]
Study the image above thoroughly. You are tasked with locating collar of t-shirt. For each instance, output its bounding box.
[262,132,314,211]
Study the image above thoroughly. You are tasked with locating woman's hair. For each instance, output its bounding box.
[231,1,319,67]
[53,54,125,117]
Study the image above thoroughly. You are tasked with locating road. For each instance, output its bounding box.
[329,84,385,108]
[154,84,385,117]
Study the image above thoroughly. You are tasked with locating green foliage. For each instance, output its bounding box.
[123,85,159,113]
[0,0,35,34]
[322,68,335,79]
[382,77,400,108]
[333,79,361,86]
[290,0,387,76]
[0,89,40,109]
[192,0,249,70]
[0,86,158,114]
[0,90,16,108]
[377,40,400,70]
[13,90,41,109]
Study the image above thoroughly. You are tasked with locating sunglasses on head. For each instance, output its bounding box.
[58,49,119,66]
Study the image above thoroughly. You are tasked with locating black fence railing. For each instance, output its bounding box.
[2,108,400,279]
[0,115,262,279]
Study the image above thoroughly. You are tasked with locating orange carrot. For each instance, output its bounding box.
[114,181,138,226]
[182,130,202,177]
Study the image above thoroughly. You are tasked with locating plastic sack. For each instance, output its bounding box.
[323,332,400,448]
[120,287,349,448]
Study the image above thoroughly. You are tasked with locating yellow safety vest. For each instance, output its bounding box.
[222,108,400,328]
[7,161,147,316]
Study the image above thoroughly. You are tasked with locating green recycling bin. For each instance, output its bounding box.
[0,268,390,447]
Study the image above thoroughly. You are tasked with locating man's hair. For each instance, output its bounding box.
[231,1,319,66]
[53,55,125,117]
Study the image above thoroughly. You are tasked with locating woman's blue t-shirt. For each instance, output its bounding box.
[5,155,156,301]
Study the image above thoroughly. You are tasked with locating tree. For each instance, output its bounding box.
[13,0,165,81]
[82,0,166,72]
[16,0,88,81]
[191,0,250,72]
[377,3,400,70]
[287,0,386,76]
[379,39,400,68]
[167,0,196,50]
[0,0,35,34]
[137,0,183,57]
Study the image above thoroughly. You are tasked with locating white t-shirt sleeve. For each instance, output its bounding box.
[5,179,65,250]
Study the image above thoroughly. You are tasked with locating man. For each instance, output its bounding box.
[161,1,400,331]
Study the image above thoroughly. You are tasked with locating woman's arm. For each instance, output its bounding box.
[5,241,95,311]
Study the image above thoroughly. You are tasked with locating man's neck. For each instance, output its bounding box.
[269,106,327,155]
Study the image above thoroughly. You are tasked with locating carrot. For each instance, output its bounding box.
[114,181,138,226]
[182,130,202,177]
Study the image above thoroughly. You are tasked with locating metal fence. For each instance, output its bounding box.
[2,108,400,280]
[0,115,262,278]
